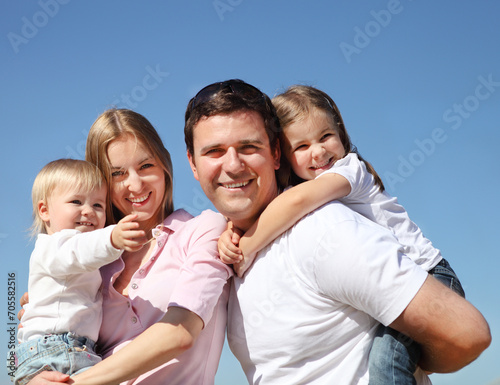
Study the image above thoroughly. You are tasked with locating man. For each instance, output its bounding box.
[185,79,491,384]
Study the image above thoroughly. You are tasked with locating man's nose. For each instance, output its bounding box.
[223,148,245,173]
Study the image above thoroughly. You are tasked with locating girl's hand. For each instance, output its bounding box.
[111,214,148,252]
[233,251,256,278]
[218,228,242,264]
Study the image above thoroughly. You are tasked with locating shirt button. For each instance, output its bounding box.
[151,257,156,261]
[139,269,144,274]
[158,241,162,247]
[127,302,131,308]
[131,283,138,290]
[131,317,137,324]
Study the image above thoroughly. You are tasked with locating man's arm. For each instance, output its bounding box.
[390,275,491,373]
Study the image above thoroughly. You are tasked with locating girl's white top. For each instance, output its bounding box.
[18,226,122,342]
[320,153,442,271]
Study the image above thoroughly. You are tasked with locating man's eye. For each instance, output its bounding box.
[240,145,259,154]
[204,149,223,156]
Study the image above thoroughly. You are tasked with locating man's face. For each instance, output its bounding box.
[188,110,280,231]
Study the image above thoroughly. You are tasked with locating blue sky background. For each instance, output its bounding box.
[1,1,499,384]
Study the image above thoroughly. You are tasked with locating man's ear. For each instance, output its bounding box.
[273,138,281,171]
[38,200,50,222]
[187,150,199,181]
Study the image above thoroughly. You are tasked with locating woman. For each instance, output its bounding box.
[25,109,232,384]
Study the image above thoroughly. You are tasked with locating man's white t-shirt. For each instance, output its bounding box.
[228,201,430,384]
[324,153,441,271]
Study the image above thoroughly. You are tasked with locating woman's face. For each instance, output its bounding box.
[106,135,166,226]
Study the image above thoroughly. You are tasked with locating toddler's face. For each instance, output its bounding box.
[282,108,346,181]
[41,185,107,234]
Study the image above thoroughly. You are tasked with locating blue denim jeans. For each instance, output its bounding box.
[11,333,101,385]
[368,258,465,385]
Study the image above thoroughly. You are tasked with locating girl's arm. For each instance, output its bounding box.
[70,306,203,385]
[234,172,351,277]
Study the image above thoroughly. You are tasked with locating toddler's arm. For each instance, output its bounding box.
[235,172,351,277]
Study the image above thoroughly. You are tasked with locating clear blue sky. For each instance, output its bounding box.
[2,1,499,384]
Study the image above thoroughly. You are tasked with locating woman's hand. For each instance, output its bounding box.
[25,371,71,384]
[17,292,29,326]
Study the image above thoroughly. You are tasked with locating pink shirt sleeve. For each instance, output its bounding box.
[168,209,233,325]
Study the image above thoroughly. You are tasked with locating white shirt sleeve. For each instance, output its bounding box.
[312,217,428,326]
[32,226,122,277]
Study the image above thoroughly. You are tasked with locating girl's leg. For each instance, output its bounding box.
[369,325,421,385]
[428,258,465,298]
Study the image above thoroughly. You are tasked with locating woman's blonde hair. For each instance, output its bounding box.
[272,85,385,191]
[31,159,106,236]
[86,109,174,226]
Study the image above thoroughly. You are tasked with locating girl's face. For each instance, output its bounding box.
[283,108,346,181]
[107,135,166,227]
[40,184,107,235]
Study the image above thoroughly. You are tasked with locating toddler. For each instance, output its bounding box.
[11,159,146,384]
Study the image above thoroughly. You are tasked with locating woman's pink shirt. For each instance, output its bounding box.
[98,209,233,385]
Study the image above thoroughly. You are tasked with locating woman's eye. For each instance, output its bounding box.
[141,163,154,170]
[111,171,124,177]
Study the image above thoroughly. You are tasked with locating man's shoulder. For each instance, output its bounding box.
[300,200,368,225]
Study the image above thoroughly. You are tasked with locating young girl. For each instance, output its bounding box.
[13,159,145,384]
[218,85,465,384]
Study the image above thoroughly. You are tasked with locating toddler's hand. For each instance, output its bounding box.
[111,214,148,252]
[218,224,242,265]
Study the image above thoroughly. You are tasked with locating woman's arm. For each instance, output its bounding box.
[234,173,351,276]
[70,306,203,385]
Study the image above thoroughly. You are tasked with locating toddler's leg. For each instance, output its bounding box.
[368,324,421,385]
